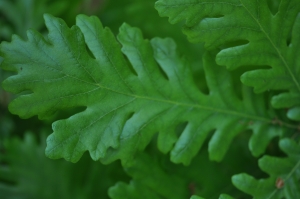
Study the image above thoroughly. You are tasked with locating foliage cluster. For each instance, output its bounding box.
[0,0,300,198]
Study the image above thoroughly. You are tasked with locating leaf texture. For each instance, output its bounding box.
[0,14,293,165]
[232,138,300,199]
[155,0,300,111]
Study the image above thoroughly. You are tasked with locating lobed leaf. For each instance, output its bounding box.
[155,0,300,112]
[232,138,300,199]
[0,14,293,165]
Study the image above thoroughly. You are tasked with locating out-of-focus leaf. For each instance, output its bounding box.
[109,133,259,199]
[0,132,129,199]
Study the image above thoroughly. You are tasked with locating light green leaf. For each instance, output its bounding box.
[232,138,300,199]
[0,14,294,165]
[155,0,300,110]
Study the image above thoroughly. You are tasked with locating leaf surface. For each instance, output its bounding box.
[0,14,293,165]
[155,0,300,111]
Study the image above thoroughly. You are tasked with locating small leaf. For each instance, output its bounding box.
[232,138,300,199]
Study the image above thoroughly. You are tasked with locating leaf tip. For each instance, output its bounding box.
[43,13,55,23]
[76,14,92,24]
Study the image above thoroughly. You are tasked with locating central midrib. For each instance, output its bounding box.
[61,68,297,129]
[240,0,300,92]
[97,83,278,126]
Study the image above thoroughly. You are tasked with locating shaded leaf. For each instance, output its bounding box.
[190,194,235,199]
[232,138,300,199]
[0,0,70,41]
[109,134,264,199]
[0,132,128,199]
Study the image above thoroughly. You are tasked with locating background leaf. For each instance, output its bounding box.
[0,0,79,41]
[190,194,235,199]
[155,0,300,112]
[0,132,129,199]
[232,138,300,199]
[109,134,259,199]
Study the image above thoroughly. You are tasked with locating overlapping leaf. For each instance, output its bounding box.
[109,153,187,199]
[232,138,300,199]
[111,183,233,199]
[109,135,258,199]
[155,0,300,113]
[0,0,70,41]
[0,14,292,166]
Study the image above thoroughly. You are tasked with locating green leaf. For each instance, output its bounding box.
[0,14,294,165]
[190,196,205,199]
[98,0,205,74]
[109,153,187,199]
[0,0,69,40]
[109,181,163,199]
[232,138,300,199]
[109,136,254,199]
[155,0,300,109]
[218,195,235,199]
[190,194,235,199]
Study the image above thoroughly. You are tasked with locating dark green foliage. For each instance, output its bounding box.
[0,132,129,199]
